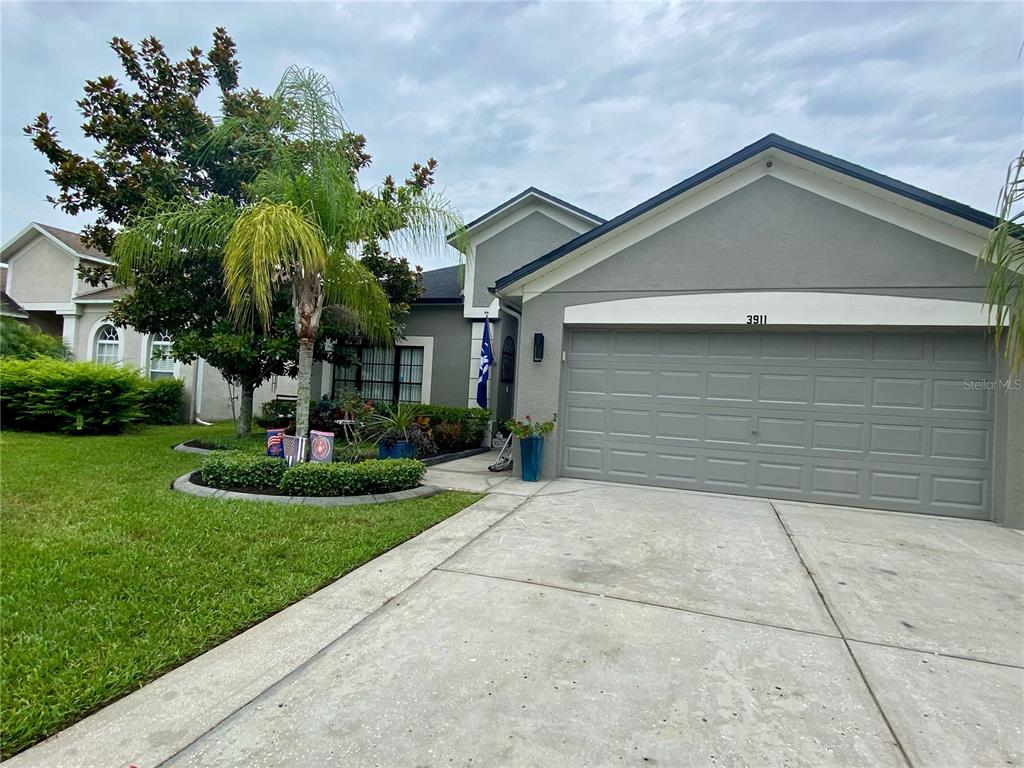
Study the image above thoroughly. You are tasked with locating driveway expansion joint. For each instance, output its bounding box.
[434,566,844,641]
[770,501,914,768]
[149,491,533,768]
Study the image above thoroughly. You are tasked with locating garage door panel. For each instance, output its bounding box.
[708,334,760,359]
[657,370,704,399]
[872,334,927,363]
[609,369,653,396]
[814,376,867,406]
[872,377,927,409]
[759,334,814,360]
[759,373,811,404]
[707,372,755,401]
[931,427,989,461]
[607,408,652,438]
[932,380,992,414]
[812,420,866,454]
[567,367,607,395]
[705,414,755,446]
[869,424,925,458]
[932,333,994,366]
[562,330,994,518]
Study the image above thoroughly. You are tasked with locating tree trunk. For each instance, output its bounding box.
[236,381,255,438]
[295,338,314,439]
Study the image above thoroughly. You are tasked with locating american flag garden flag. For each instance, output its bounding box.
[476,319,494,409]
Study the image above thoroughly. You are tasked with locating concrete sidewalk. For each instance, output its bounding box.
[10,469,1022,767]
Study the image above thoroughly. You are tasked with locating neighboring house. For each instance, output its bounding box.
[0,222,298,421]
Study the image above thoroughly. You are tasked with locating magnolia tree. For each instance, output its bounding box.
[115,67,468,438]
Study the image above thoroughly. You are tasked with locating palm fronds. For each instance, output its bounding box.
[980,151,1024,371]
[224,200,327,329]
[112,196,239,283]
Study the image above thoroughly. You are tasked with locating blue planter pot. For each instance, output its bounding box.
[519,436,544,482]
[379,440,415,459]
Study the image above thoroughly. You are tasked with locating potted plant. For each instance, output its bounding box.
[504,415,556,482]
[369,402,420,459]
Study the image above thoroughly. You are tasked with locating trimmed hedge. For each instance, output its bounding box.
[200,451,288,491]
[200,453,426,497]
[279,459,426,497]
[0,357,141,434]
[139,378,184,425]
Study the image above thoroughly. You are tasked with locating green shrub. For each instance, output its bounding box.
[200,451,287,490]
[413,405,489,451]
[279,459,425,497]
[0,319,68,360]
[0,357,141,434]
[138,378,184,424]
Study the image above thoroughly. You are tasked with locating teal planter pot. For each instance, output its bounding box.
[519,436,544,482]
[379,440,415,459]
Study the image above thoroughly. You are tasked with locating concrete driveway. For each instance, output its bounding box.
[161,477,1022,768]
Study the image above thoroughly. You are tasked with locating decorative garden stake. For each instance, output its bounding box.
[309,430,335,463]
[504,415,556,482]
[266,428,286,458]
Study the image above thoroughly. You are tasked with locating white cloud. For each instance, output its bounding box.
[377,12,424,44]
[1,0,1020,242]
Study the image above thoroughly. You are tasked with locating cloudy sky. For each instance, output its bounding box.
[2,1,1021,264]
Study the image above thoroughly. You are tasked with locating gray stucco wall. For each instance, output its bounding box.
[510,178,1020,525]
[4,237,76,304]
[472,211,580,308]
[404,304,473,407]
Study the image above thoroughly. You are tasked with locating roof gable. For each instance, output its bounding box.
[458,187,604,239]
[494,135,995,293]
[1,223,113,266]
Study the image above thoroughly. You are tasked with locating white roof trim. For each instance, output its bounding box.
[1,223,114,266]
[504,150,991,300]
[461,190,603,238]
[563,292,997,327]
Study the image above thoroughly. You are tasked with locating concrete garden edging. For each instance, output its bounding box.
[172,471,440,506]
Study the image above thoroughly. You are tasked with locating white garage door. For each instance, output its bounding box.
[562,330,995,519]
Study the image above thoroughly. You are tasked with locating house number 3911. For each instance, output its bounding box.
[746,314,768,325]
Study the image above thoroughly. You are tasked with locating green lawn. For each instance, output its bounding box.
[0,424,481,758]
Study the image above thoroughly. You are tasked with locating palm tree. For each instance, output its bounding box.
[115,67,468,438]
[979,151,1023,371]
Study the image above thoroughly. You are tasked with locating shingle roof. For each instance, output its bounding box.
[417,264,462,303]
[0,291,28,318]
[494,134,997,291]
[35,223,108,261]
[74,284,126,302]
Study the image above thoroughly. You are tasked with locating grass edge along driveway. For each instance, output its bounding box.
[0,423,481,758]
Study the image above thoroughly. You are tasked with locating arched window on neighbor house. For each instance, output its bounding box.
[94,324,121,365]
[149,332,175,379]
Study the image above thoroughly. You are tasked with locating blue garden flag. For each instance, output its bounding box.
[476,320,494,409]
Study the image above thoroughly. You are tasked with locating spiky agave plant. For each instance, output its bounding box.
[116,66,468,438]
[979,151,1024,372]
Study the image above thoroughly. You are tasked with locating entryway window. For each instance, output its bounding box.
[500,335,515,383]
[94,324,121,365]
[332,346,424,403]
[149,332,175,380]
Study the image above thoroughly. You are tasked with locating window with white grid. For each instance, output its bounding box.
[94,325,121,365]
[149,332,175,380]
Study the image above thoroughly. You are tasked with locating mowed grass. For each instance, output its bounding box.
[0,424,481,758]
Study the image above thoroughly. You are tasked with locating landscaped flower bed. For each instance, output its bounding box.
[196,451,426,497]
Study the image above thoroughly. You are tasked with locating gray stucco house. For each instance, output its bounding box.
[4,134,1020,527]
[313,134,1021,527]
